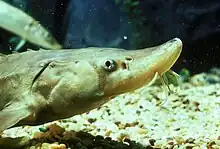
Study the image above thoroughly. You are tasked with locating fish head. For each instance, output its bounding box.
[48,38,182,112]
[26,38,182,123]
[91,38,182,97]
[0,38,182,131]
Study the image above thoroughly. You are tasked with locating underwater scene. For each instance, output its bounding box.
[0,0,219,149]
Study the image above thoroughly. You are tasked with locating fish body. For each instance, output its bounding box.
[0,0,62,50]
[0,38,182,132]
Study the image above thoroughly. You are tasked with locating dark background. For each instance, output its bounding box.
[1,0,220,74]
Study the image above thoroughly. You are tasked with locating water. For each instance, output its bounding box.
[0,0,220,148]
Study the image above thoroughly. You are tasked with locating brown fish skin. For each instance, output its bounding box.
[0,38,182,132]
[0,1,62,50]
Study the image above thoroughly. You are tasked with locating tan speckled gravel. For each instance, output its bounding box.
[2,70,220,149]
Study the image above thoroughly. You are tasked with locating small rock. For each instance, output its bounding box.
[149,138,156,146]
[215,139,220,145]
[49,143,66,149]
[105,129,111,136]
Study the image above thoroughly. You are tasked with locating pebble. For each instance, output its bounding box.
[49,143,66,149]
[215,139,220,145]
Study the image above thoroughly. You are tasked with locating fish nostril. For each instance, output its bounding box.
[121,62,127,69]
[169,38,178,43]
[125,56,133,61]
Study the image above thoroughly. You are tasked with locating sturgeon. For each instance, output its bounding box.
[0,38,182,132]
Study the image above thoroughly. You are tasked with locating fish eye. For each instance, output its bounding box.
[103,59,117,72]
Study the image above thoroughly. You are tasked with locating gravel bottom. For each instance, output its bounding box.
[1,69,220,149]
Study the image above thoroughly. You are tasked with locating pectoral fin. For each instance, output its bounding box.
[0,107,32,132]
